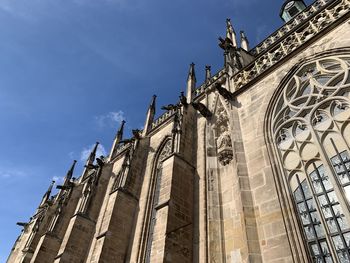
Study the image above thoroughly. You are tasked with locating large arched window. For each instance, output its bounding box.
[144,138,172,263]
[272,53,350,262]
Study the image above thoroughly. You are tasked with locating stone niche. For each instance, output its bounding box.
[215,102,233,166]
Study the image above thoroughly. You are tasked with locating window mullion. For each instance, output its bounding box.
[329,138,350,221]
[296,174,325,262]
[330,138,350,180]
[312,163,350,261]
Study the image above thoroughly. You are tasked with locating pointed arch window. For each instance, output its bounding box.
[144,138,172,263]
[272,54,350,262]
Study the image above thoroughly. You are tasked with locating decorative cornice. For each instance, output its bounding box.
[253,0,332,56]
[195,0,350,98]
[150,108,177,131]
[231,0,350,91]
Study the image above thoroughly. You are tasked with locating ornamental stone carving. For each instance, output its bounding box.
[215,101,233,166]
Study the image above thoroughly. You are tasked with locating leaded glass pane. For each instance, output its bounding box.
[323,207,332,219]
[331,151,350,192]
[338,216,349,231]
[319,195,328,207]
[344,186,350,202]
[303,181,313,199]
[312,243,320,255]
[298,202,306,213]
[327,218,338,233]
[328,192,338,205]
[333,235,345,249]
[273,55,350,262]
[337,253,350,263]
[305,226,316,240]
[312,172,323,194]
[308,199,316,211]
[295,187,303,202]
[315,223,325,237]
[344,232,350,247]
[321,241,333,263]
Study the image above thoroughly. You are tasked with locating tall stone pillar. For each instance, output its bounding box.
[86,139,148,262]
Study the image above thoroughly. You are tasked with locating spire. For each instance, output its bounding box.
[64,160,77,184]
[226,18,237,47]
[117,120,125,141]
[87,142,99,166]
[186,63,196,104]
[142,95,157,136]
[39,180,55,207]
[80,142,99,176]
[240,31,249,51]
[205,65,211,84]
[109,120,126,161]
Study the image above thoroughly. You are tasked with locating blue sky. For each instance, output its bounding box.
[0,0,312,261]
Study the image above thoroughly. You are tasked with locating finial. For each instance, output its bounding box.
[40,180,55,206]
[109,121,126,161]
[92,142,99,155]
[240,31,249,51]
[142,95,157,136]
[47,180,55,193]
[188,63,196,81]
[66,160,77,181]
[117,120,126,138]
[186,63,197,104]
[150,95,157,109]
[205,65,211,83]
[226,18,237,47]
[86,142,99,166]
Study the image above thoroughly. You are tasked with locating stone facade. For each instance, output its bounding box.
[7,0,350,262]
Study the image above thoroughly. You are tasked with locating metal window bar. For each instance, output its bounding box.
[312,163,350,261]
[296,174,330,262]
[330,139,350,191]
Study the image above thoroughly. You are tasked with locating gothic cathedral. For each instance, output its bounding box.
[7,0,350,262]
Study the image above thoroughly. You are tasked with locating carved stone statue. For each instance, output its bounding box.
[217,125,232,150]
[216,125,233,166]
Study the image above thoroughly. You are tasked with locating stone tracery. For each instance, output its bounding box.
[272,54,350,262]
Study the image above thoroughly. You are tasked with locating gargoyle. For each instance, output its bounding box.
[218,37,234,51]
[192,102,212,118]
[215,83,234,100]
[161,104,178,111]
[56,182,74,190]
[96,156,105,167]
[84,163,99,170]
[132,129,141,140]
[179,92,188,106]
[16,222,28,227]
[119,138,134,144]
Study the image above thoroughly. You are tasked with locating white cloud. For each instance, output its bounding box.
[94,110,125,129]
[52,176,64,184]
[68,151,75,159]
[80,143,107,162]
[0,168,26,179]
